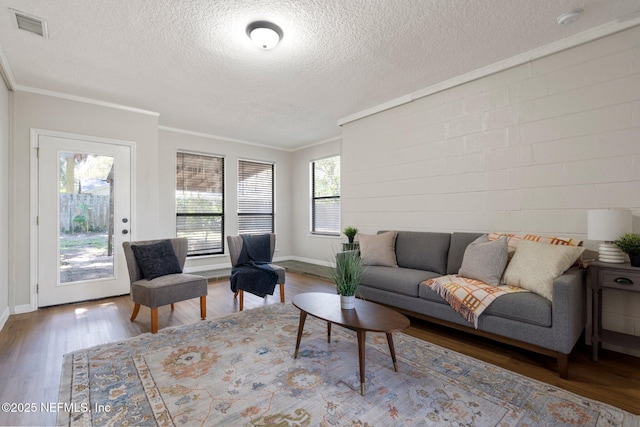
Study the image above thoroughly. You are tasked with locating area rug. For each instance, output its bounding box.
[58,303,639,426]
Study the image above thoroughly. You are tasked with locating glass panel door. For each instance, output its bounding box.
[38,134,131,307]
[59,152,115,283]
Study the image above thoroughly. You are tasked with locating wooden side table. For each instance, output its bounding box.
[588,261,640,361]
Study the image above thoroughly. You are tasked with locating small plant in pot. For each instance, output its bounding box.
[614,233,640,267]
[333,250,365,309]
[343,226,358,244]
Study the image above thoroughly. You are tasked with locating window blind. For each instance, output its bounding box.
[238,160,274,235]
[311,156,340,235]
[176,152,224,255]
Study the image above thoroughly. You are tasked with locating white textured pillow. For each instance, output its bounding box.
[358,231,398,267]
[459,235,508,286]
[502,240,584,301]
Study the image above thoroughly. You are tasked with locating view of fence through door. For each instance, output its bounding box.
[37,133,132,307]
[59,153,115,283]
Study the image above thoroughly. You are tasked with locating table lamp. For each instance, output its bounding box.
[587,209,632,263]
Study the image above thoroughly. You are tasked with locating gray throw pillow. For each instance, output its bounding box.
[358,231,398,267]
[458,235,508,286]
[131,240,182,280]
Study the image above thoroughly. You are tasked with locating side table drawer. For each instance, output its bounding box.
[601,270,640,291]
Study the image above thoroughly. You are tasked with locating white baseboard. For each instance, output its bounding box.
[280,256,334,268]
[12,304,34,314]
[0,306,9,332]
[184,263,232,274]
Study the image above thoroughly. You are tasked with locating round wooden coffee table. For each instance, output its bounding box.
[292,292,410,395]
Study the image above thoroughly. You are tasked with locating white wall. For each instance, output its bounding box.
[290,138,343,265]
[0,78,9,328]
[341,26,640,355]
[10,91,160,309]
[157,128,294,272]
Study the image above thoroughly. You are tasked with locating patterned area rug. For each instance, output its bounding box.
[58,303,639,426]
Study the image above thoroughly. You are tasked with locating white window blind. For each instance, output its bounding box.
[311,155,340,235]
[238,159,274,235]
[176,152,224,255]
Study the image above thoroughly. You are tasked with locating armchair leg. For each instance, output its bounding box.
[239,290,244,311]
[171,303,175,310]
[280,283,285,303]
[130,303,141,321]
[151,307,158,334]
[200,296,207,319]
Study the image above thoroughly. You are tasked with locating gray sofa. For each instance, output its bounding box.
[349,231,586,379]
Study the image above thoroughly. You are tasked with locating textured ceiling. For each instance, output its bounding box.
[0,0,639,150]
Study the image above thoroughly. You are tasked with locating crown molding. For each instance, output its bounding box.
[158,125,293,151]
[338,18,640,127]
[0,46,16,91]
[292,134,342,151]
[15,85,159,116]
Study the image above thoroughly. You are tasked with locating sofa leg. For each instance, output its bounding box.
[557,353,569,379]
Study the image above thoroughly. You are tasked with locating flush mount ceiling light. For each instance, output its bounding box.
[246,21,283,49]
[557,9,583,25]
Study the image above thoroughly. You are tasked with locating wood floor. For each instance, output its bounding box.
[1,272,638,426]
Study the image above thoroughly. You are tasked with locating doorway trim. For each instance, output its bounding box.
[30,128,137,311]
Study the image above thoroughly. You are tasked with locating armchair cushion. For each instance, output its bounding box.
[131,239,182,280]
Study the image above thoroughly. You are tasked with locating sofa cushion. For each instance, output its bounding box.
[446,232,485,274]
[418,282,450,303]
[358,231,398,267]
[459,235,508,286]
[418,282,552,327]
[483,292,552,327]
[360,266,440,297]
[393,231,451,274]
[503,240,584,301]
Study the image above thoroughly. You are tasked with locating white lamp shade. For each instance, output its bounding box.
[587,209,632,241]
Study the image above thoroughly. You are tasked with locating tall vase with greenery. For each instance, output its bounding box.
[333,250,364,309]
[614,233,640,267]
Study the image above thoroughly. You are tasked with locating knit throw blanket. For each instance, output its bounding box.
[230,234,277,298]
[423,275,528,328]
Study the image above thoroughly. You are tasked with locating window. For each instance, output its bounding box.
[176,152,224,256]
[311,155,340,235]
[237,159,274,234]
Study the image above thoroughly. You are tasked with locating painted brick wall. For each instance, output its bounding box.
[341,26,640,355]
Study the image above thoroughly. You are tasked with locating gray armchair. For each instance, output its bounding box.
[123,238,208,333]
[227,233,285,310]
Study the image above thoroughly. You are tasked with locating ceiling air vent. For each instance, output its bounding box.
[11,9,48,38]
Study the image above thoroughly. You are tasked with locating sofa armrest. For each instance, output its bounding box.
[551,267,587,354]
